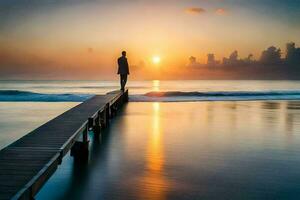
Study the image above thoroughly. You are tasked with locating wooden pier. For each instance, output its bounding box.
[0,90,128,200]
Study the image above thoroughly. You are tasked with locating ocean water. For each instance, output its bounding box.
[1,80,300,199]
[1,80,300,102]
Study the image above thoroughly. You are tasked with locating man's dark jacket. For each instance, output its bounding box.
[117,56,129,75]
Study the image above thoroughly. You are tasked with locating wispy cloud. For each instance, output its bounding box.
[215,8,228,16]
[185,7,228,16]
[185,7,206,15]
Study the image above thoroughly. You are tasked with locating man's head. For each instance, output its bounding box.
[122,51,126,57]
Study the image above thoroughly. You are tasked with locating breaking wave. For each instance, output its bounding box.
[2,90,300,102]
[0,90,93,102]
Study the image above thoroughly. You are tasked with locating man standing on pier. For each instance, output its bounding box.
[117,51,130,91]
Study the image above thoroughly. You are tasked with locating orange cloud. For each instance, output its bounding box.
[185,7,206,15]
[215,8,228,16]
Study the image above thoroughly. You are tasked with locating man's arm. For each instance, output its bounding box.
[117,58,121,74]
[125,59,129,74]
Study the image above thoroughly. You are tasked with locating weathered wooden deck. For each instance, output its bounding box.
[0,90,128,200]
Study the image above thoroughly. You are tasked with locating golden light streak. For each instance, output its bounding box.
[139,102,168,200]
[152,80,160,92]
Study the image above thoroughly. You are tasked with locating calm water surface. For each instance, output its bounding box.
[1,80,300,199]
[0,102,78,149]
[34,101,300,200]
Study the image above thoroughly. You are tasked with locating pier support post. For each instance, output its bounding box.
[110,105,116,117]
[124,89,129,102]
[88,117,94,131]
[105,103,110,126]
[100,112,105,129]
[83,125,89,144]
[93,113,101,137]
[93,124,101,137]
[71,125,89,160]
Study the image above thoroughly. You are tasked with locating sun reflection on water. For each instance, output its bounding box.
[148,103,163,171]
[152,80,160,92]
[139,102,168,200]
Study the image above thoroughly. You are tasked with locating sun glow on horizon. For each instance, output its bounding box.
[152,56,161,64]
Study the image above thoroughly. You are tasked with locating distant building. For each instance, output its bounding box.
[260,46,282,65]
[187,56,201,67]
[189,56,197,65]
[222,50,239,66]
[207,54,216,66]
[286,42,300,66]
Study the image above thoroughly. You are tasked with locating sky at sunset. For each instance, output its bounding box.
[1,0,300,79]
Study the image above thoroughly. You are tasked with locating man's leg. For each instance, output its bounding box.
[123,75,128,89]
[120,75,123,90]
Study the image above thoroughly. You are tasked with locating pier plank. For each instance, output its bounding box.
[0,90,128,200]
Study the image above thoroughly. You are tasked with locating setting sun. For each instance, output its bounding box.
[152,56,161,64]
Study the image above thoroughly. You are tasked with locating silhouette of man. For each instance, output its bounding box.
[117,51,129,91]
